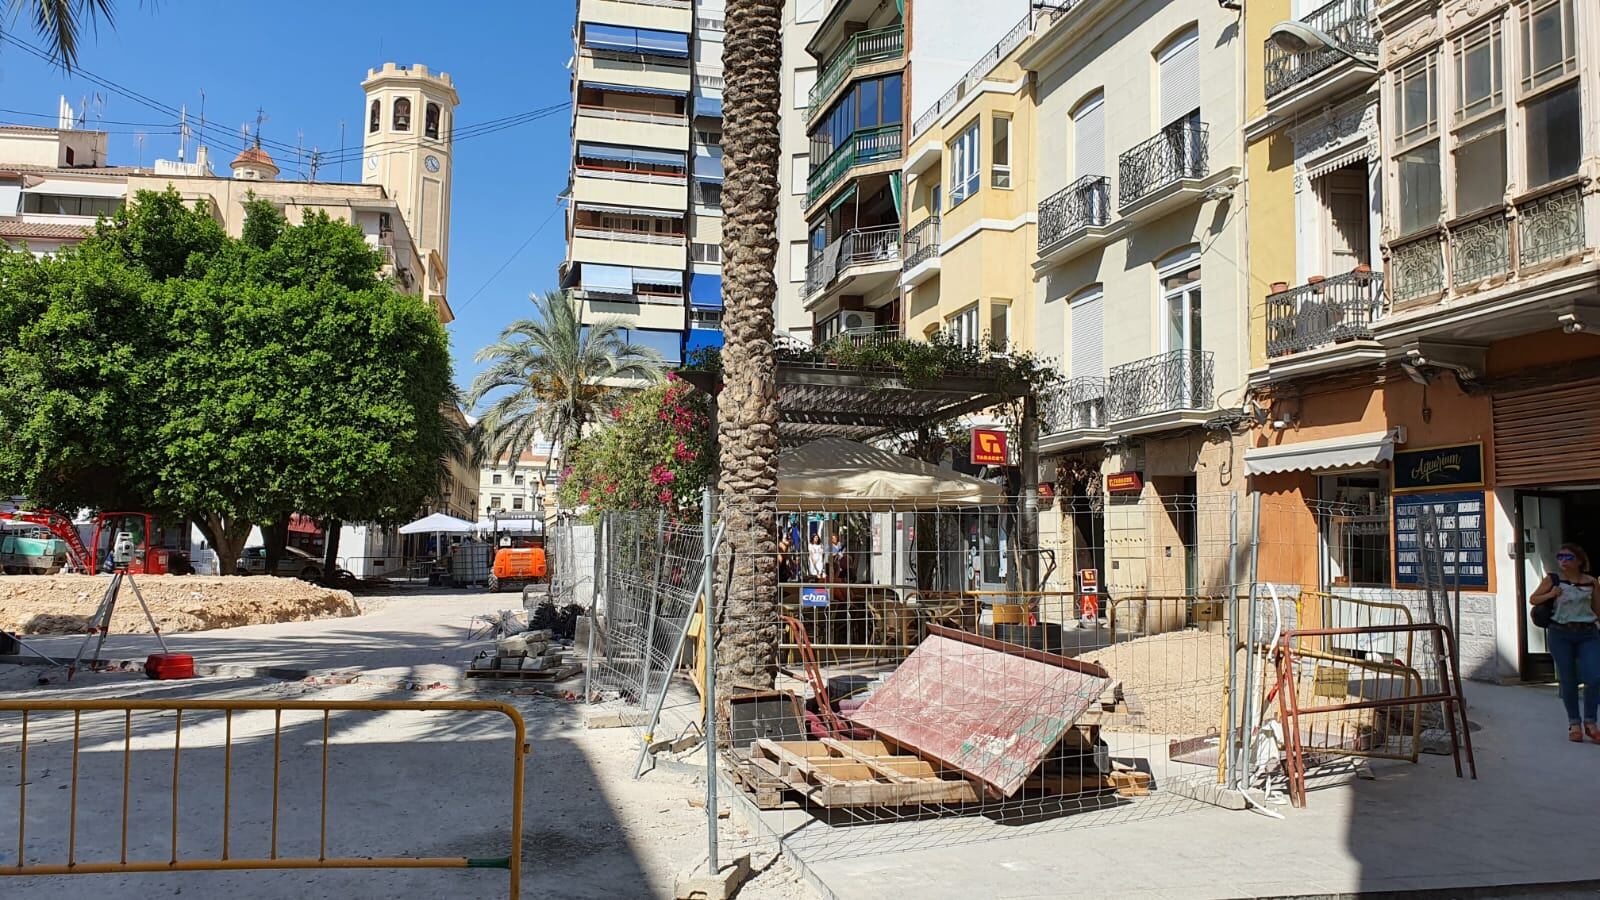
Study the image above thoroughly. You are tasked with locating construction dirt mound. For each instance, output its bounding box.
[1,575,361,636]
[1085,629,1235,736]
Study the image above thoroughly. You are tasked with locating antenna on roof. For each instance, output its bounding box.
[177,104,189,161]
[253,107,268,149]
[308,147,321,183]
[338,119,346,182]
[135,132,146,167]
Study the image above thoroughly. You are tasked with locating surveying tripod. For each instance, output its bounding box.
[67,567,169,678]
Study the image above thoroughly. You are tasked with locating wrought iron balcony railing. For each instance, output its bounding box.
[1042,376,1109,434]
[1265,269,1386,358]
[1388,234,1445,303]
[1118,120,1208,210]
[806,124,903,206]
[1263,0,1377,98]
[902,216,940,271]
[810,25,904,111]
[1037,175,1109,253]
[1451,211,1510,284]
[804,224,902,296]
[1518,185,1585,268]
[1108,349,1214,421]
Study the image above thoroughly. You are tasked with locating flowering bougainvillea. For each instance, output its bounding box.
[558,376,713,516]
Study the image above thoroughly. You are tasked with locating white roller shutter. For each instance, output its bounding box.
[1073,95,1105,179]
[1070,289,1104,378]
[1159,30,1200,125]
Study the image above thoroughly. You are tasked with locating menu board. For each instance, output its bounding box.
[1394,490,1488,588]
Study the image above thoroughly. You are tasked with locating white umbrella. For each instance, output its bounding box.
[778,438,1005,510]
[476,517,544,534]
[397,512,477,535]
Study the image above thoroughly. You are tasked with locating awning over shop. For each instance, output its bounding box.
[1244,429,1397,476]
[689,273,722,308]
[582,80,688,98]
[777,438,1005,510]
[580,263,634,295]
[632,267,683,288]
[685,328,724,355]
[692,154,724,183]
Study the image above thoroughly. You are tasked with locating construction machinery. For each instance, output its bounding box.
[0,509,191,575]
[484,513,547,593]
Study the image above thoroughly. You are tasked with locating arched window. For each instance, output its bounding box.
[369,99,381,133]
[393,97,411,132]
[425,102,441,139]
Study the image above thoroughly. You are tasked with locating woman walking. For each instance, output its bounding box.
[1530,543,1600,742]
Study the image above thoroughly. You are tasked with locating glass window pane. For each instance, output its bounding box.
[1456,25,1501,120]
[993,118,1010,166]
[882,74,902,125]
[1525,82,1581,186]
[859,79,880,128]
[1397,140,1442,234]
[1454,117,1505,214]
[1524,0,1571,86]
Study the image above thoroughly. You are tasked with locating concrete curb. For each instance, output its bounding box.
[1259,880,1600,899]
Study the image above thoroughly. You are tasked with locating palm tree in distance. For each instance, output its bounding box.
[468,290,663,472]
[6,0,115,69]
[714,0,784,700]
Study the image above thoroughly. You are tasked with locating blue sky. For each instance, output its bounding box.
[1,1,575,394]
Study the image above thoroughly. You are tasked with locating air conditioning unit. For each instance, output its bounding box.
[840,311,872,331]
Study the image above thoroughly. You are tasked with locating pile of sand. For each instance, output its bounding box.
[1086,629,1236,736]
[1,575,361,635]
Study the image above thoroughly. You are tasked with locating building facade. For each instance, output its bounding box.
[479,445,561,519]
[1022,0,1249,600]
[562,0,728,366]
[1244,0,1599,682]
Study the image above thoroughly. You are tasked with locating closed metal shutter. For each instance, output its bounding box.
[1070,289,1104,378]
[1158,30,1200,125]
[1492,377,1600,486]
[1073,95,1105,179]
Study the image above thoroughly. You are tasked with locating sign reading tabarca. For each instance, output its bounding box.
[1106,471,1144,494]
[970,428,1009,465]
[1393,443,1484,493]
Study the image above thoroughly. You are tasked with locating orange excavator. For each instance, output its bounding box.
[0,509,191,575]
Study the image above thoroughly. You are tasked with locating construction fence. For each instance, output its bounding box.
[581,490,1477,863]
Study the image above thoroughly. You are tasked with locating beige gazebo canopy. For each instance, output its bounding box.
[777,438,1005,511]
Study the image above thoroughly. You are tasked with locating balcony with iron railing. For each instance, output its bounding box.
[1041,376,1110,440]
[1037,174,1110,261]
[1263,0,1377,102]
[806,124,903,208]
[1118,120,1209,214]
[1265,269,1385,359]
[1388,184,1588,306]
[809,25,904,116]
[805,224,903,300]
[837,324,904,347]
[1108,349,1214,424]
[901,216,940,284]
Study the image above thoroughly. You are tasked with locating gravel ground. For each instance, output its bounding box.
[2,574,360,635]
[1085,629,1234,736]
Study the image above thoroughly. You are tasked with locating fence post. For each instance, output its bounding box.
[1236,491,1263,791]
[1223,491,1239,790]
[584,514,604,703]
[636,510,669,709]
[700,486,719,874]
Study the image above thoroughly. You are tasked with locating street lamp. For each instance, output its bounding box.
[1267,20,1377,67]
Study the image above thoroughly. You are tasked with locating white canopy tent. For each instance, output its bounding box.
[397,512,477,535]
[476,517,545,535]
[777,438,1005,511]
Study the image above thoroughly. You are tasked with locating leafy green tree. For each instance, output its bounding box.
[557,377,713,516]
[468,289,663,469]
[0,189,457,574]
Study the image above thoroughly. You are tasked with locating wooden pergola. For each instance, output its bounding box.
[678,340,1046,590]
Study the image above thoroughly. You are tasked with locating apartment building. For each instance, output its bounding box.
[797,0,1031,343]
[480,445,560,518]
[1244,0,1599,682]
[0,64,478,570]
[776,1,824,340]
[562,0,727,365]
[1022,0,1248,598]
[900,13,1036,354]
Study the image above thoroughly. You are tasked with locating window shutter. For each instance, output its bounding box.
[1070,290,1104,377]
[1074,97,1105,178]
[1159,32,1201,125]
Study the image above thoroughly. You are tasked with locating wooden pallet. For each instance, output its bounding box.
[747,738,979,808]
[1024,763,1153,797]
[465,662,582,682]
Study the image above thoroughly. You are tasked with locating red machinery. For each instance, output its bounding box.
[0,509,191,575]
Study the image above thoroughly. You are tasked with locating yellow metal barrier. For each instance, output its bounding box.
[1,698,528,895]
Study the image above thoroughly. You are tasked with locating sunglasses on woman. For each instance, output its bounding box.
[1556,552,1577,561]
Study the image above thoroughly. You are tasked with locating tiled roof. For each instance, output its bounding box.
[0,219,91,240]
[231,145,277,169]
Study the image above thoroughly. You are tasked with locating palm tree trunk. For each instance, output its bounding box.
[714,0,783,701]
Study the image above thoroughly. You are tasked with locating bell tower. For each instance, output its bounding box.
[361,62,459,301]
